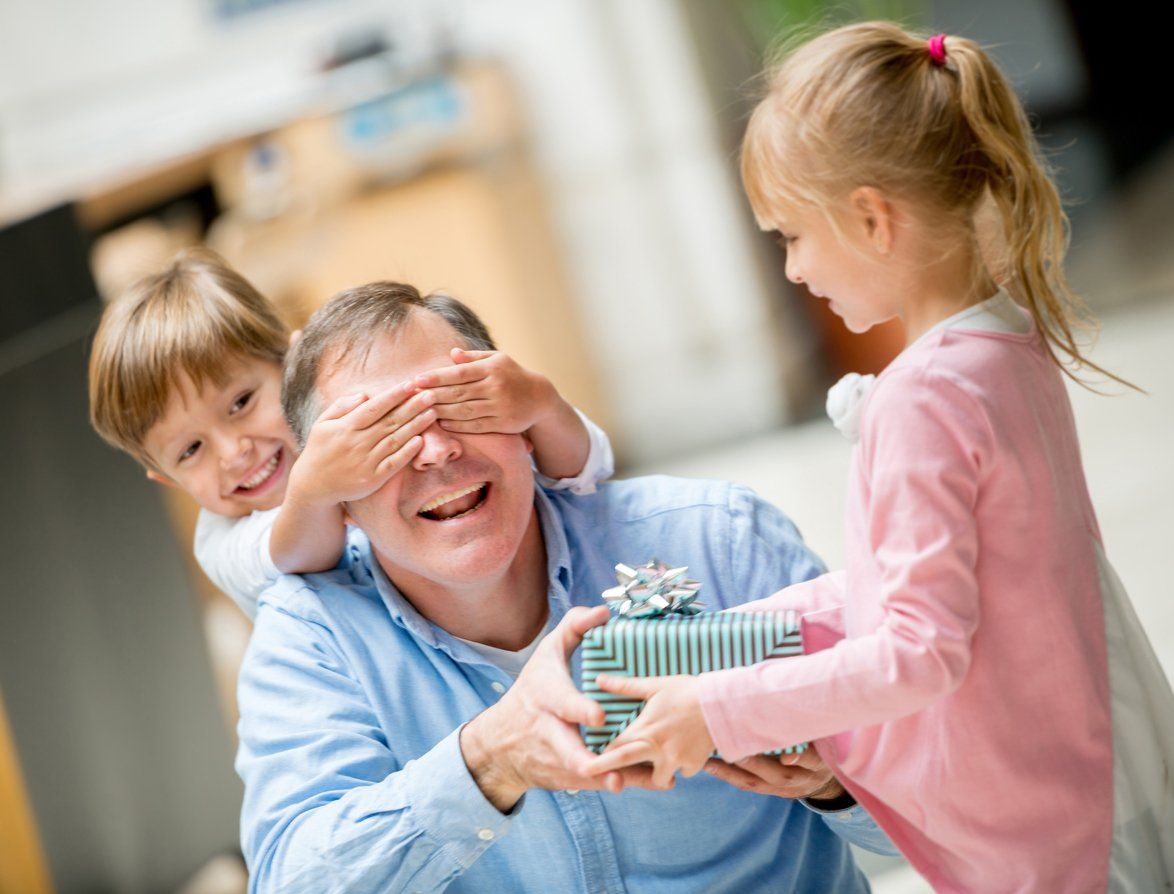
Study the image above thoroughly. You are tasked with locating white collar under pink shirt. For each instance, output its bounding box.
[825,287,1031,444]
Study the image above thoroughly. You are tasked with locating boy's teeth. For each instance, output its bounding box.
[240,453,279,490]
[419,484,484,514]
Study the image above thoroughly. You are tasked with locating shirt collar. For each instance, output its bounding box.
[349,482,575,653]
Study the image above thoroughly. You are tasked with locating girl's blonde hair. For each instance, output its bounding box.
[742,20,1127,387]
[88,246,289,469]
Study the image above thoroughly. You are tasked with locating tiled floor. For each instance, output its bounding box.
[633,295,1174,891]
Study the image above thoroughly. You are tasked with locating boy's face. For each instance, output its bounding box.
[142,356,299,518]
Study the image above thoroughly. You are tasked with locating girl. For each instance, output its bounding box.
[588,22,1174,892]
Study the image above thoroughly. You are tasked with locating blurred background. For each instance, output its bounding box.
[0,1,1169,891]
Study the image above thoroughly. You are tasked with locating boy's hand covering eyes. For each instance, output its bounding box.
[412,349,559,435]
[290,382,437,506]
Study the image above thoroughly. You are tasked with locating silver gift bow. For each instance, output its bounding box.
[601,559,704,618]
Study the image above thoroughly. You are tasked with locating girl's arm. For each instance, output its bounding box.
[589,368,987,772]
[700,369,987,759]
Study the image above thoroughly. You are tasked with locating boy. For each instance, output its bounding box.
[88,248,611,616]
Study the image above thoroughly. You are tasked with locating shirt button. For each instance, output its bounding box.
[565,789,579,795]
[478,828,495,841]
[835,811,852,821]
[490,681,506,694]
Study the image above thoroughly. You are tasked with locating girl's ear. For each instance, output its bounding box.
[850,186,895,255]
[146,469,178,488]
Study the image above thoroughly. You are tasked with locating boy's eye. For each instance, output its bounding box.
[231,391,254,414]
[179,441,201,463]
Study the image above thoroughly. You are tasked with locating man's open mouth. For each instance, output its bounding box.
[235,448,284,494]
[417,483,489,521]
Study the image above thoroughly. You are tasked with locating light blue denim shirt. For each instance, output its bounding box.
[237,476,897,892]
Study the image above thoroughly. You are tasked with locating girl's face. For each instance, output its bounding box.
[769,199,901,333]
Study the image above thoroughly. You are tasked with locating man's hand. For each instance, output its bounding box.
[413,349,560,435]
[288,382,436,507]
[703,748,847,803]
[583,674,715,789]
[460,606,669,813]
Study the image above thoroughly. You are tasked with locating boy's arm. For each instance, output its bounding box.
[532,407,614,495]
[271,385,437,575]
[268,492,348,575]
[525,394,590,482]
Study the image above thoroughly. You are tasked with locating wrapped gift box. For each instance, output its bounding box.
[580,610,807,755]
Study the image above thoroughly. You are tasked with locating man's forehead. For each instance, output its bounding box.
[319,311,463,397]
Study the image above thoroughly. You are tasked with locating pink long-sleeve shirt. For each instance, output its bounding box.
[700,325,1113,892]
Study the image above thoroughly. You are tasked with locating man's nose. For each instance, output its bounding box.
[411,423,462,470]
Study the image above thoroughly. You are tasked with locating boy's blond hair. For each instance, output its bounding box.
[88,247,289,469]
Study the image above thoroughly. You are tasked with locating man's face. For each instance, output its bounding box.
[142,356,299,517]
[318,311,537,589]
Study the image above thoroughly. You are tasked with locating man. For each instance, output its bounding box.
[236,282,897,892]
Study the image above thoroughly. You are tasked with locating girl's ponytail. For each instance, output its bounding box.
[947,37,1136,389]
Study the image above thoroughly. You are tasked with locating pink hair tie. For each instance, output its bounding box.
[927,33,948,66]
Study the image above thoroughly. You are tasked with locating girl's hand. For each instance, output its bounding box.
[584,674,715,789]
[289,382,435,507]
[412,348,559,435]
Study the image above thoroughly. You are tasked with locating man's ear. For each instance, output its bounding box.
[849,186,895,255]
[146,469,178,489]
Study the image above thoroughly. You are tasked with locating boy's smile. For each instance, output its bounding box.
[141,356,300,518]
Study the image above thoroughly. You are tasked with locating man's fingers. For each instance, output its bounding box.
[780,746,823,771]
[733,754,796,786]
[554,606,611,659]
[594,673,665,700]
[703,759,764,791]
[548,684,606,728]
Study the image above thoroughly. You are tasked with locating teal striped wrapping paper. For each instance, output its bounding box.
[580,611,808,755]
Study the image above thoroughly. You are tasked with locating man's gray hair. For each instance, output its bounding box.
[282,281,496,446]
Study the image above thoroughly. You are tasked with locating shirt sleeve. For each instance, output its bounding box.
[533,407,614,495]
[701,368,988,760]
[193,508,282,619]
[801,799,903,856]
[718,483,827,609]
[237,597,516,894]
